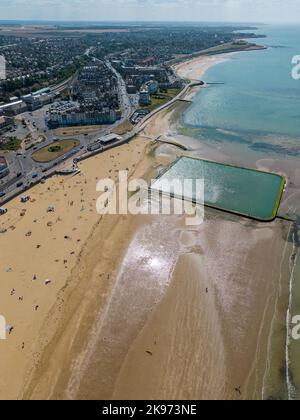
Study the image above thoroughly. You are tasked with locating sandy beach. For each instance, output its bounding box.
[0,54,294,400]
[175,55,228,82]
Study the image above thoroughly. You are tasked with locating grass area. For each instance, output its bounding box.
[166,42,265,67]
[112,119,133,135]
[142,88,182,112]
[24,134,47,150]
[0,137,22,151]
[53,125,102,136]
[199,41,265,54]
[32,139,80,163]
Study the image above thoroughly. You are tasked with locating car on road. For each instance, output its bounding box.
[16,182,23,188]
[0,208,8,215]
[17,172,22,178]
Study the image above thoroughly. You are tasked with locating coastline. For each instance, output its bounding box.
[0,51,294,400]
[175,54,228,82]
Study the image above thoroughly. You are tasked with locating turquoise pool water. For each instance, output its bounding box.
[152,157,284,220]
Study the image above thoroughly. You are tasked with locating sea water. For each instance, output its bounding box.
[181,25,300,158]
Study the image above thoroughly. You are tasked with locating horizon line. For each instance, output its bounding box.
[0,18,298,26]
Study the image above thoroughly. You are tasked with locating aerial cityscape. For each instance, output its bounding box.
[0,0,300,404]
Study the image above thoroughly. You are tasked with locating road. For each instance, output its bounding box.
[105,60,133,121]
[90,54,133,124]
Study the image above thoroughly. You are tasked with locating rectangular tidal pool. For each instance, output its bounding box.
[151,157,285,221]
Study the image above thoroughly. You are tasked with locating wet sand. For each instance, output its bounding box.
[111,220,291,401]
[0,54,295,400]
[20,187,293,400]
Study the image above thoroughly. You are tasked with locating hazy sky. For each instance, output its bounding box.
[0,0,299,23]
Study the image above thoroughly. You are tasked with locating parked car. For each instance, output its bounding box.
[32,173,38,179]
[0,192,6,198]
[16,182,23,188]
[21,195,30,203]
[0,208,8,215]
[17,172,22,178]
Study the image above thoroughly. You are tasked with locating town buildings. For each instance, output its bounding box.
[47,108,119,128]
[139,87,151,106]
[0,156,9,179]
[47,61,121,128]
[0,99,27,116]
[0,115,13,133]
[22,88,55,111]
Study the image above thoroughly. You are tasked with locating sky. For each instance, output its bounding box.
[0,0,299,23]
